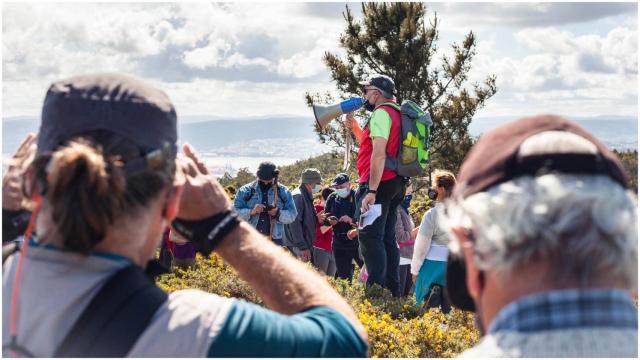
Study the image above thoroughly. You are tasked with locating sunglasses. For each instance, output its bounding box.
[363,87,378,95]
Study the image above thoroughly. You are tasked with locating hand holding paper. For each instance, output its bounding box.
[358,204,381,229]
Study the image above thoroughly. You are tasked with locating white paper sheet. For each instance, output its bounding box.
[358,204,381,229]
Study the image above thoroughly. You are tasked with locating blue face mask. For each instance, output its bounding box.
[401,195,412,211]
[312,184,322,193]
[336,187,351,198]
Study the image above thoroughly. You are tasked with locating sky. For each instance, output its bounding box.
[2,1,638,121]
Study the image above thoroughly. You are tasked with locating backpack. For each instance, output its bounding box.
[380,101,433,178]
[2,243,168,357]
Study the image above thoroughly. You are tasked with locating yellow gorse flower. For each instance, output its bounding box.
[157,253,480,357]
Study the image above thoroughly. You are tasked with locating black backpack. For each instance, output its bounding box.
[3,243,168,357]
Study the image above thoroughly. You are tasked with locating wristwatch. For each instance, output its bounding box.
[367,189,377,194]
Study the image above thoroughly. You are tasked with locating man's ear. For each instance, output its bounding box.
[451,227,483,300]
[164,185,183,222]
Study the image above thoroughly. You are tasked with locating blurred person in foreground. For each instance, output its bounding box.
[441,115,637,357]
[1,73,367,357]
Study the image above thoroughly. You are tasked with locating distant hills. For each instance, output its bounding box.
[470,116,638,151]
[3,114,637,156]
[2,115,328,157]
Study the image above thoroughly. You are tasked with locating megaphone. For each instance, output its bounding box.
[312,97,364,128]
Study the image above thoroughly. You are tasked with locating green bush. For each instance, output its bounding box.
[157,253,479,358]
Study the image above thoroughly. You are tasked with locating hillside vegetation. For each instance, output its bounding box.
[193,147,638,357]
[157,254,480,357]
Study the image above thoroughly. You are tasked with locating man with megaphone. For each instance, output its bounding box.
[344,74,406,298]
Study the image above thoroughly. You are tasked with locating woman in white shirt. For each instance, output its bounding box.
[411,170,456,308]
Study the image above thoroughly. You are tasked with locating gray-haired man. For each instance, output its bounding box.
[441,115,637,357]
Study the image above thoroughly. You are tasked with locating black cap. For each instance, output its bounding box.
[331,173,350,186]
[359,74,395,97]
[454,115,628,199]
[38,73,177,155]
[257,162,277,181]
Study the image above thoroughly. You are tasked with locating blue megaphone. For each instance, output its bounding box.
[312,97,364,127]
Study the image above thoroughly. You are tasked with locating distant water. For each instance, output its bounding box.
[1,153,303,177]
[3,115,636,176]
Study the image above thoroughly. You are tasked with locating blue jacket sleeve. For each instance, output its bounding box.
[208,301,368,357]
[276,186,297,225]
[234,186,253,221]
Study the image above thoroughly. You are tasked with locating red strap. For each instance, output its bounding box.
[9,195,42,357]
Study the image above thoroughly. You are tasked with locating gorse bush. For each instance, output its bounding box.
[157,252,480,357]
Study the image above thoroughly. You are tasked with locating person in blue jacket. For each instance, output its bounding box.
[234,162,297,246]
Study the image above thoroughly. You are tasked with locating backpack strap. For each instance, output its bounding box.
[374,103,403,173]
[54,265,168,357]
[377,102,401,112]
[243,182,257,202]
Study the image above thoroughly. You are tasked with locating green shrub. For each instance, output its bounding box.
[157,253,479,357]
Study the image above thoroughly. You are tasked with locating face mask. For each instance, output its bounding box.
[363,99,376,112]
[336,188,350,198]
[259,181,272,191]
[312,184,322,193]
[401,194,412,210]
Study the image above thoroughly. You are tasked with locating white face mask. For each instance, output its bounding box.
[312,184,322,193]
[336,187,350,198]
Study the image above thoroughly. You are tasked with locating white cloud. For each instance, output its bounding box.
[467,24,637,117]
[222,53,271,69]
[514,26,637,76]
[183,38,232,69]
[1,2,636,120]
[515,28,576,54]
[601,27,637,73]
[276,37,336,79]
[431,2,636,28]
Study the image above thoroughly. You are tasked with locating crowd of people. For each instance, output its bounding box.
[2,72,637,357]
[228,156,461,315]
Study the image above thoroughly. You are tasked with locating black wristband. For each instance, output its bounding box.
[171,209,241,256]
[367,189,377,194]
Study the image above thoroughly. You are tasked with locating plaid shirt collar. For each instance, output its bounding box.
[489,288,638,334]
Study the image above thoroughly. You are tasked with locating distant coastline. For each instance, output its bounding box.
[3,114,637,176]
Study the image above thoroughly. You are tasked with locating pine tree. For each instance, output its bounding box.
[305,2,497,173]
